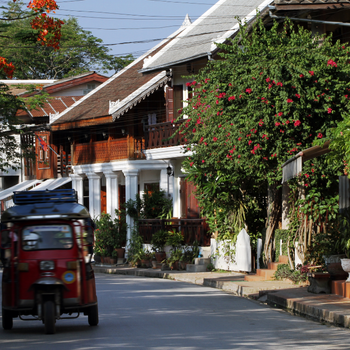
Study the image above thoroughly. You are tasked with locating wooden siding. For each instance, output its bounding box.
[73,137,145,165]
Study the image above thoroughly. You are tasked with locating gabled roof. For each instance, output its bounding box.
[140,0,273,73]
[50,32,181,128]
[43,71,108,95]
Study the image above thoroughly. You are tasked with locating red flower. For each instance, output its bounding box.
[327,108,332,114]
[213,137,218,142]
[238,155,241,158]
[317,133,323,138]
[309,71,314,76]
[228,96,235,101]
[280,129,284,133]
[278,112,283,117]
[286,120,290,124]
[305,184,309,187]
[275,122,280,127]
[248,140,252,145]
[238,137,242,141]
[190,162,194,167]
[259,119,264,126]
[299,74,304,78]
[327,59,337,67]
[228,83,232,87]
[295,94,301,98]
[294,120,301,127]
[246,88,252,94]
[266,77,271,82]
[200,137,204,143]
[192,128,196,133]
[202,160,205,163]
[277,82,283,87]
[305,174,310,178]
[287,98,293,103]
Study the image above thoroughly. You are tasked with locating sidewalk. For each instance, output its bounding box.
[94,264,350,328]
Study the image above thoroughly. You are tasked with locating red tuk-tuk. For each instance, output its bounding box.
[1,189,98,334]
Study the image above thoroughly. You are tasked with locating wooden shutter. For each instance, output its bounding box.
[166,86,174,122]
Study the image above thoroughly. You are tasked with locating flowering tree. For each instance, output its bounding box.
[1,0,63,78]
[178,17,350,261]
[0,0,62,171]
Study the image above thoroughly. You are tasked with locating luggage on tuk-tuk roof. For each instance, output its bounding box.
[2,189,90,222]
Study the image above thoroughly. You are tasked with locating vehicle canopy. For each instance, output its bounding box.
[1,189,90,223]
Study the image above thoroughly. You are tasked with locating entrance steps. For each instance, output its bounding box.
[186,258,211,272]
[244,255,288,282]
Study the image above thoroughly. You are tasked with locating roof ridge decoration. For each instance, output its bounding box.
[110,71,171,120]
[182,14,192,27]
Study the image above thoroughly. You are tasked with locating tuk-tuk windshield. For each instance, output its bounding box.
[22,224,73,251]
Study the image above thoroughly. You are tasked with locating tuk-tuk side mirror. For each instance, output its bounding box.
[0,229,11,249]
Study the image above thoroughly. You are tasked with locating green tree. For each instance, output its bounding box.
[0,1,134,79]
[177,17,350,259]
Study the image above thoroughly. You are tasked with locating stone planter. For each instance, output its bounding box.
[341,258,350,282]
[324,255,348,280]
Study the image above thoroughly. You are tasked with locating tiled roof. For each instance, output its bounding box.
[51,35,179,126]
[17,97,82,118]
[141,0,273,73]
[274,0,350,3]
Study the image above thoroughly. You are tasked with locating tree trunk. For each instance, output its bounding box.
[263,183,281,264]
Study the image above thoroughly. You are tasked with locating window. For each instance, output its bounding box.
[83,84,96,95]
[22,224,73,251]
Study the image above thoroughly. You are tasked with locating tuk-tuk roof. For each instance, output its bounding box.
[1,189,91,222]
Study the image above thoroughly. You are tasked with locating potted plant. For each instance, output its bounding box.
[151,230,168,262]
[179,245,196,270]
[167,249,183,270]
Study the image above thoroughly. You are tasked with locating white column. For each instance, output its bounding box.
[70,174,84,205]
[86,173,101,219]
[160,168,168,195]
[105,171,119,220]
[123,169,139,253]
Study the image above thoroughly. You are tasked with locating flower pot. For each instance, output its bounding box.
[179,261,189,270]
[170,261,179,270]
[141,259,151,268]
[94,255,101,264]
[100,256,105,264]
[115,248,125,259]
[110,258,117,265]
[155,251,166,263]
[341,258,350,282]
[104,257,111,265]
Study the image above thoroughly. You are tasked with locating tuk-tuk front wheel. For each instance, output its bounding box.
[43,301,56,334]
[2,308,13,330]
[88,304,99,326]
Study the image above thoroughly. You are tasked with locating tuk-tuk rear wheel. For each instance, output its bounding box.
[2,308,13,330]
[43,301,56,334]
[88,304,99,326]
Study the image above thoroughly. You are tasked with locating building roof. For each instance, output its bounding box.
[43,71,108,95]
[50,34,180,127]
[140,0,273,73]
[17,96,82,119]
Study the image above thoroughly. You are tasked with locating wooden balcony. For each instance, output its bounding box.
[145,119,185,150]
[138,218,210,246]
[73,137,145,165]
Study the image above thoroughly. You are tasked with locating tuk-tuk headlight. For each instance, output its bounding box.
[40,260,55,271]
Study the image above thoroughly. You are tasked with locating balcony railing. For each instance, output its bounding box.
[145,119,185,149]
[138,218,210,246]
[73,137,145,165]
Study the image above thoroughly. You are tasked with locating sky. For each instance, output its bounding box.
[55,0,215,59]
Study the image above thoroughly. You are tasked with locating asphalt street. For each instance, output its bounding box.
[1,273,350,349]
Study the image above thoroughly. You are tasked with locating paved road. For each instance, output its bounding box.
[1,273,350,349]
